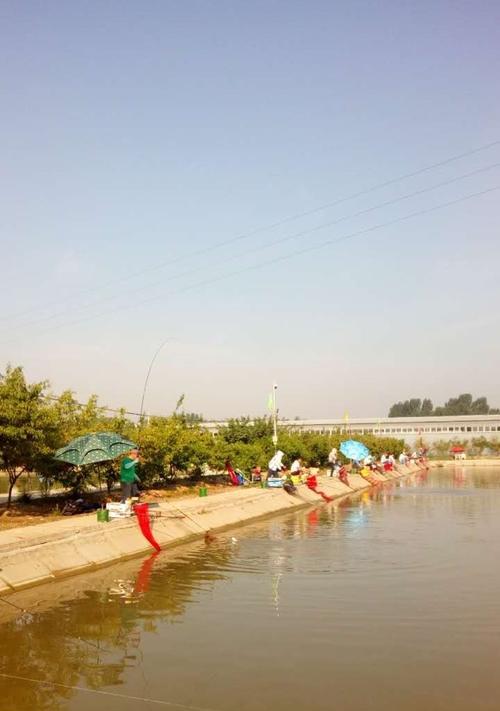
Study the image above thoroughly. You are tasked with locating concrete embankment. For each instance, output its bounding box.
[430,458,500,467]
[0,464,424,594]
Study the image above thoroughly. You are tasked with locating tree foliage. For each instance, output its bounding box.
[430,436,500,458]
[389,393,499,417]
[0,366,59,506]
[137,416,212,482]
[0,364,414,502]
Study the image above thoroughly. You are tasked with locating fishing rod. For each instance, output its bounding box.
[139,338,171,422]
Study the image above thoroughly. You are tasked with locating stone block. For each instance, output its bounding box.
[102,526,152,557]
[346,473,371,490]
[294,486,324,503]
[0,556,54,590]
[0,576,13,594]
[148,516,202,545]
[318,478,352,496]
[32,540,93,577]
[74,531,123,566]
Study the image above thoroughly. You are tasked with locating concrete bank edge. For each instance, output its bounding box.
[0,464,424,595]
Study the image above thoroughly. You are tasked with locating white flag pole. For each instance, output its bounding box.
[272,383,278,449]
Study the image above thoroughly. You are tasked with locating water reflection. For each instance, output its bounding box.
[2,467,500,711]
[0,542,234,711]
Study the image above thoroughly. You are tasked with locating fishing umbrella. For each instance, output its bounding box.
[340,439,370,462]
[54,432,137,466]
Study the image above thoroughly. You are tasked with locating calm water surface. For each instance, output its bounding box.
[1,466,500,711]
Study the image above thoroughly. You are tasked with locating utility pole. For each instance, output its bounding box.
[272,383,278,449]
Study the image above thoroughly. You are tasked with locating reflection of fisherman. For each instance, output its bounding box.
[120,448,140,501]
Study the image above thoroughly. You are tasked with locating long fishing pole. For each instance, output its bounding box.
[139,338,171,421]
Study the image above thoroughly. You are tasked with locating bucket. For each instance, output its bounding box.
[97,508,109,522]
[266,477,284,488]
[199,486,208,497]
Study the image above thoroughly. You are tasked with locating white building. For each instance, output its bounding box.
[202,415,500,446]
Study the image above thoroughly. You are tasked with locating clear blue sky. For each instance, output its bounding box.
[1,1,499,418]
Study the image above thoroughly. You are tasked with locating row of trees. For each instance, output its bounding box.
[0,365,406,506]
[388,393,500,418]
[431,437,500,459]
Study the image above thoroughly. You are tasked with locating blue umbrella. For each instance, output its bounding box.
[340,439,369,462]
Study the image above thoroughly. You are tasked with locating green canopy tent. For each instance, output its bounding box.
[54,432,137,466]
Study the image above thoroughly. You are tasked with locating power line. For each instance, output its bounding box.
[2,137,499,325]
[6,159,500,335]
[4,183,498,346]
[43,393,146,418]
[0,672,220,711]
[0,371,141,416]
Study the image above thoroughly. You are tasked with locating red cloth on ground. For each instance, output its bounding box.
[225,463,240,486]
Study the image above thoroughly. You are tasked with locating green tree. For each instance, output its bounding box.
[0,366,59,506]
[220,417,273,445]
[421,398,434,415]
[53,392,107,440]
[389,393,499,417]
[388,399,423,417]
[137,416,212,482]
[470,397,490,415]
[439,393,473,416]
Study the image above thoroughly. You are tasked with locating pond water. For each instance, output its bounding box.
[0,474,63,497]
[1,466,500,711]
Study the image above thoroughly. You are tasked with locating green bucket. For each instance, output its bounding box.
[97,508,109,522]
[199,486,208,497]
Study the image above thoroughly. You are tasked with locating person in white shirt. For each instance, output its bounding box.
[327,447,338,477]
[268,450,285,478]
[290,457,303,483]
[290,458,302,475]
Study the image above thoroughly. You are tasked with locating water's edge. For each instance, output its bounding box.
[0,464,425,595]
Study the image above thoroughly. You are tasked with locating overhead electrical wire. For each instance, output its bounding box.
[1,137,499,325]
[0,672,220,711]
[6,159,500,335]
[2,183,498,347]
[43,393,148,418]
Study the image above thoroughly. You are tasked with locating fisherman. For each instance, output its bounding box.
[338,464,350,487]
[327,446,338,476]
[120,448,141,502]
[251,465,262,483]
[283,473,297,495]
[290,457,303,485]
[360,464,379,484]
[268,450,285,479]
